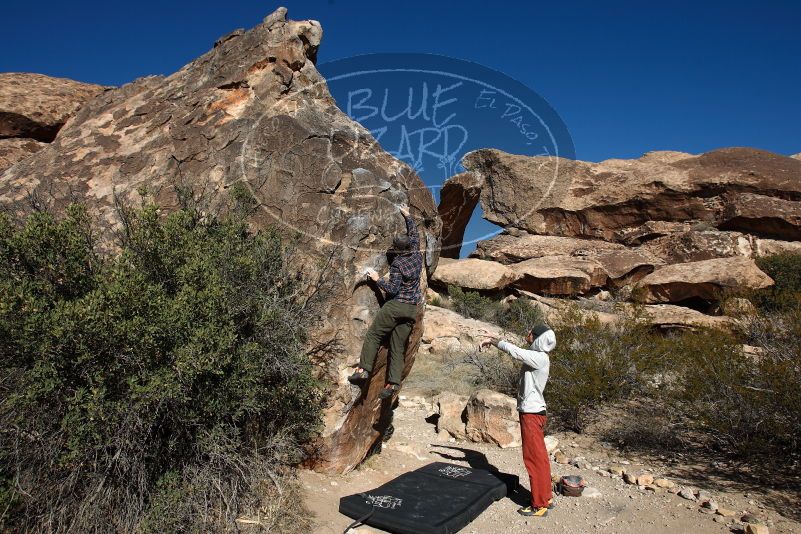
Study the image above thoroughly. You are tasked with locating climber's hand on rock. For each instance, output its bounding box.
[479,337,499,351]
[365,268,379,282]
[398,205,410,218]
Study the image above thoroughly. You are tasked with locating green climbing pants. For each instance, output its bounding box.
[359,299,418,385]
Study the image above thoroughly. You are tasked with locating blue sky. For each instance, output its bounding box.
[4,1,800,255]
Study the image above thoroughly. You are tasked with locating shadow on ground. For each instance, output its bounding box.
[431,445,530,507]
[591,403,801,522]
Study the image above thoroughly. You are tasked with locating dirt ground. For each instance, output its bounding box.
[301,397,800,534]
[301,348,800,534]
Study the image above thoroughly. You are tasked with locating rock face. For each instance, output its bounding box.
[463,147,801,241]
[431,257,520,291]
[0,74,106,173]
[511,255,607,295]
[434,391,469,440]
[517,292,734,330]
[0,138,46,173]
[473,233,625,264]
[0,73,107,142]
[0,8,441,474]
[438,172,481,258]
[431,146,799,326]
[641,230,753,264]
[465,389,520,448]
[719,192,801,240]
[634,257,773,304]
[420,305,504,353]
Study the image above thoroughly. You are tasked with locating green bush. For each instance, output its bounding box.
[447,285,498,322]
[685,308,801,459]
[496,297,544,334]
[753,253,801,312]
[0,201,325,532]
[546,306,675,432]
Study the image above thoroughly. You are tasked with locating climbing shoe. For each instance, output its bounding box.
[378,384,399,400]
[348,370,369,384]
[517,506,548,517]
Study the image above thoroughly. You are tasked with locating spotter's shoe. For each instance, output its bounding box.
[518,506,548,517]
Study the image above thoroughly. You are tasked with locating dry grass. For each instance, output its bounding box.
[404,349,482,398]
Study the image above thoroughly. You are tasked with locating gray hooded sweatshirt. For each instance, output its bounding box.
[497,329,556,413]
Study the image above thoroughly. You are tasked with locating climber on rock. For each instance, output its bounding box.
[349,205,423,400]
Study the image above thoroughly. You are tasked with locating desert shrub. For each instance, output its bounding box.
[462,347,520,397]
[460,299,545,395]
[546,306,675,432]
[462,304,672,430]
[496,297,544,335]
[0,201,326,533]
[675,309,801,460]
[752,252,801,312]
[447,285,499,322]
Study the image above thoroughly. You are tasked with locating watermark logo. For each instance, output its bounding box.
[320,54,574,185]
[239,53,573,254]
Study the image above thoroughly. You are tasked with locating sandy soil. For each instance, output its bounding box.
[301,395,800,534]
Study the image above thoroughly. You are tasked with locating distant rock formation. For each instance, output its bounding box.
[0,8,441,473]
[438,172,481,258]
[462,147,801,242]
[0,73,107,172]
[433,147,801,322]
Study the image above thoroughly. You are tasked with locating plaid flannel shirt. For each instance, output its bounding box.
[378,217,423,304]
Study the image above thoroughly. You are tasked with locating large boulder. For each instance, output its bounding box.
[462,147,801,241]
[752,238,801,257]
[0,138,46,173]
[634,257,773,304]
[719,192,801,241]
[465,389,520,448]
[431,257,520,291]
[472,233,625,264]
[434,391,469,440]
[0,73,107,142]
[590,248,658,287]
[421,305,504,353]
[510,255,608,295]
[0,8,441,474]
[641,230,753,264]
[519,291,733,330]
[438,172,482,259]
[473,234,656,293]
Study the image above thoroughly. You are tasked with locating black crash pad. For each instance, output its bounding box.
[339,462,510,534]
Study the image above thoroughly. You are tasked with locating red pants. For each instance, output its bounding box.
[520,413,552,508]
